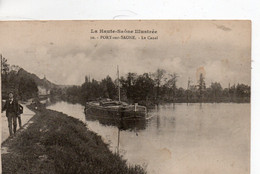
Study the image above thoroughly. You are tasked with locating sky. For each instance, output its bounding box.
[0,20,251,88]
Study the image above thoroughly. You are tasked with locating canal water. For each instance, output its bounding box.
[47,101,250,174]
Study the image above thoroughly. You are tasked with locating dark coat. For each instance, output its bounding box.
[2,99,19,116]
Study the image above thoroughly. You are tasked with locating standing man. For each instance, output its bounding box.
[2,92,19,136]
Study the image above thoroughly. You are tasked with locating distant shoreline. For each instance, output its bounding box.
[49,95,250,109]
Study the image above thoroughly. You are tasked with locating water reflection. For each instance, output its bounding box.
[47,101,250,174]
[85,114,147,131]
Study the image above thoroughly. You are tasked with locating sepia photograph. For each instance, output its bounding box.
[0,20,250,174]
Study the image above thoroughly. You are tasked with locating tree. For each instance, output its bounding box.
[84,75,90,83]
[120,73,137,101]
[18,77,38,100]
[133,73,154,102]
[153,69,166,100]
[209,82,222,100]
[1,55,10,84]
[101,76,117,99]
[176,87,185,101]
[236,84,250,98]
[166,73,178,101]
[198,73,206,101]
[229,84,237,101]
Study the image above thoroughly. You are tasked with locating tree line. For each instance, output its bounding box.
[51,68,250,105]
[1,56,38,100]
[2,55,250,104]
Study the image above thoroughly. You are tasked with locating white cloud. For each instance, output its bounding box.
[0,21,251,88]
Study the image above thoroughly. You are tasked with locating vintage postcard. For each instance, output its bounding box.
[0,20,250,174]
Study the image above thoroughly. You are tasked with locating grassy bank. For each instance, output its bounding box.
[1,105,146,174]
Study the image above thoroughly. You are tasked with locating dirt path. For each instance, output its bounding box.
[1,104,35,143]
[1,104,35,174]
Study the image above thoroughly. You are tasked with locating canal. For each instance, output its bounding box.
[47,101,250,174]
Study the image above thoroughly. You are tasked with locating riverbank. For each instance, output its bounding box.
[1,105,146,174]
[50,95,250,111]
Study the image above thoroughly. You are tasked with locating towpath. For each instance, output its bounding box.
[1,103,35,143]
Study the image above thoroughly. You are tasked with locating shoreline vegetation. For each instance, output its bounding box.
[50,70,250,107]
[1,57,250,105]
[1,104,146,174]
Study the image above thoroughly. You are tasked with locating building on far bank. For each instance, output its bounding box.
[37,76,51,96]
[38,85,50,96]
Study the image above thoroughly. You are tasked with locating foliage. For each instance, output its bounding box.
[55,68,250,105]
[152,69,166,100]
[198,73,206,100]
[1,57,38,100]
[1,56,9,82]
[18,77,38,100]
[120,73,138,101]
[2,106,146,174]
[165,73,178,100]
